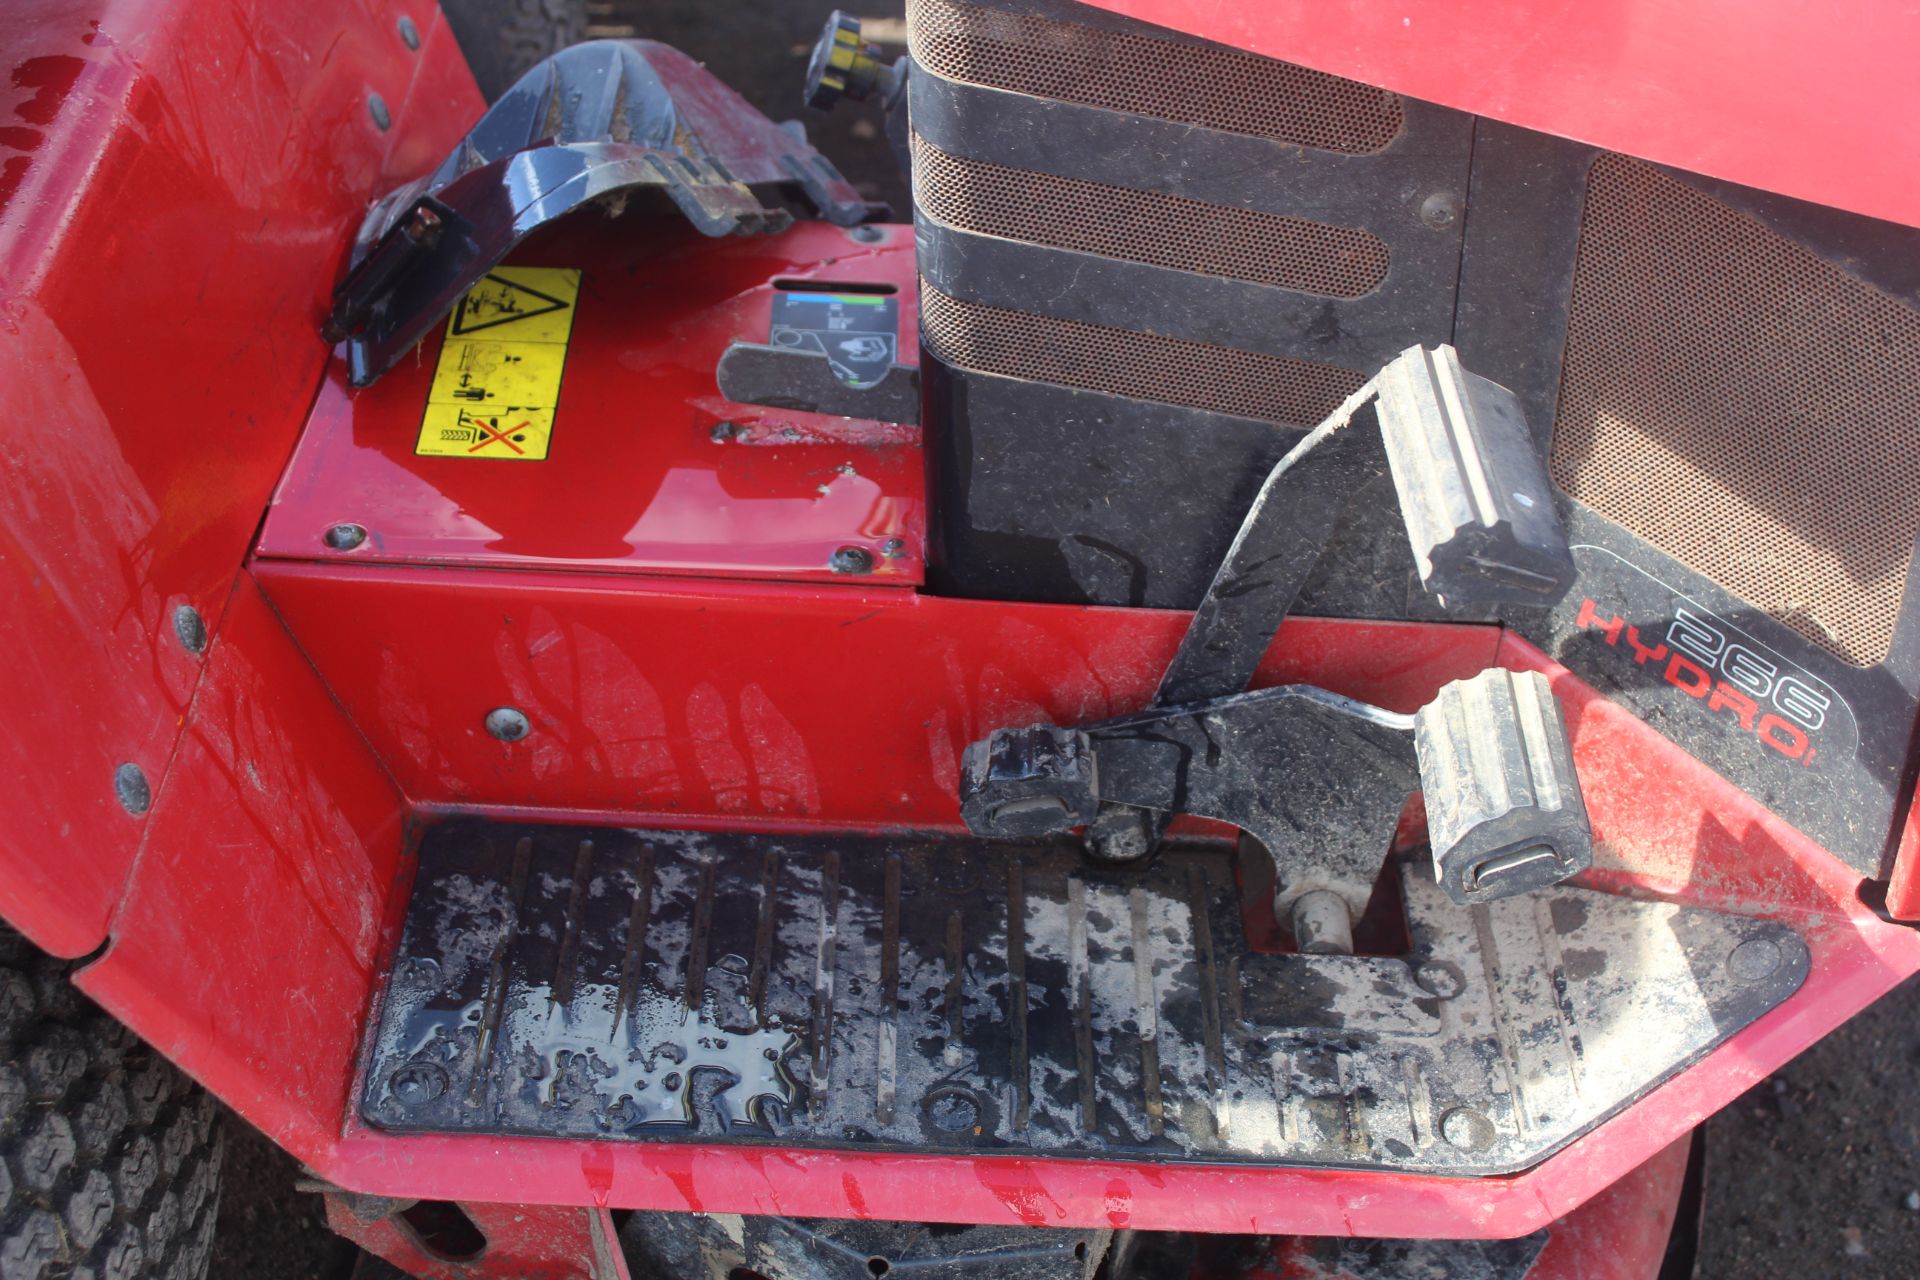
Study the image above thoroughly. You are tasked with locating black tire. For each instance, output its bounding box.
[0,925,223,1280]
[441,0,590,102]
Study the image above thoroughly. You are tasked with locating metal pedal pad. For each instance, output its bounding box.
[1415,668,1592,904]
[1374,344,1575,608]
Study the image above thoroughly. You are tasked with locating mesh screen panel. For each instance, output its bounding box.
[913,136,1391,298]
[921,280,1369,425]
[1550,154,1920,668]
[909,0,1403,153]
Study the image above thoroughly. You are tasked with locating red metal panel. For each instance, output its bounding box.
[0,0,480,957]
[250,560,1495,819]
[1522,1135,1690,1280]
[1080,0,1920,229]
[1261,1134,1687,1277]
[73,575,406,1163]
[257,218,924,586]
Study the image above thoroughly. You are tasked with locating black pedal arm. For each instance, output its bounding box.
[1090,345,1578,862]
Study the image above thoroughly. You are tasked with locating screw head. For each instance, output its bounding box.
[388,1062,448,1106]
[881,537,907,558]
[484,707,531,742]
[1420,191,1461,229]
[397,14,421,49]
[172,604,207,655]
[1440,1106,1496,1152]
[114,763,151,817]
[925,1086,982,1133]
[323,523,368,551]
[830,546,875,574]
[848,225,885,244]
[368,93,391,130]
[401,205,442,245]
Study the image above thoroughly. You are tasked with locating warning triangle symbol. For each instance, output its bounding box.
[451,273,571,335]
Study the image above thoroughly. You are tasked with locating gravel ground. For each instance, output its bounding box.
[208,3,1920,1276]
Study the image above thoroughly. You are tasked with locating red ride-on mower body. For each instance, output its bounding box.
[4,2,1920,1278]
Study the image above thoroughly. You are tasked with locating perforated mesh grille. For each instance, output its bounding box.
[1550,154,1920,668]
[913,136,1391,297]
[921,280,1369,425]
[908,0,1403,153]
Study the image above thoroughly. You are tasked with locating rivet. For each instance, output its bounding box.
[1440,1106,1496,1152]
[397,15,421,50]
[830,546,875,574]
[485,706,531,742]
[172,604,208,655]
[369,93,392,130]
[323,522,369,551]
[389,1062,448,1106]
[848,225,885,244]
[114,764,151,817]
[1727,937,1784,982]
[1420,191,1461,229]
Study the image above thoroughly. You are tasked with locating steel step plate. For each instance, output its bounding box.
[362,820,1806,1175]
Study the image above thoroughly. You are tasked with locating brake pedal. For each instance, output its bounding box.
[1415,668,1593,904]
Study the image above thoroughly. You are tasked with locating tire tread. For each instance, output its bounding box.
[0,926,222,1280]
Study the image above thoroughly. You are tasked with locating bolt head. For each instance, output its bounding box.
[114,763,151,817]
[830,545,875,574]
[323,523,369,551]
[849,224,885,244]
[172,604,208,655]
[925,1085,982,1133]
[485,706,531,742]
[388,1062,448,1106]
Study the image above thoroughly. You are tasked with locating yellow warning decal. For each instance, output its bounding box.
[416,267,581,460]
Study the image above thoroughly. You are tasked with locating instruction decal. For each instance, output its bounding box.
[417,267,581,460]
[769,288,898,389]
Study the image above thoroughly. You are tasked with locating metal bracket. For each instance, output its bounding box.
[323,40,874,387]
[961,668,1591,923]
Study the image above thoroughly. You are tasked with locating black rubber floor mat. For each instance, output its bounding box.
[362,819,1806,1174]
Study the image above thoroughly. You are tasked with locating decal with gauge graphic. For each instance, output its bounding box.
[769,287,899,389]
